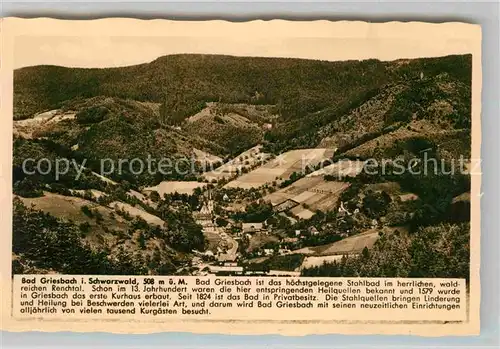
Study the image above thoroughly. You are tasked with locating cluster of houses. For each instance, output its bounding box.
[190,189,332,276]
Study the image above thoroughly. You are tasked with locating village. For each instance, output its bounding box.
[170,149,392,277]
[188,189,289,276]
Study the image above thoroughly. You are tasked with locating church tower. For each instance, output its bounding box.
[207,190,214,213]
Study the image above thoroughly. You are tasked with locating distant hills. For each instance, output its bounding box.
[13,53,472,187]
[14,53,471,121]
[12,53,473,277]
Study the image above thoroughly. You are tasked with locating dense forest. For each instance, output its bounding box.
[301,223,470,280]
[12,194,205,275]
[14,54,472,184]
[15,54,471,122]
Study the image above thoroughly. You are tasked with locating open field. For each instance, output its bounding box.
[186,103,254,125]
[18,192,130,234]
[307,159,365,178]
[127,189,155,206]
[299,255,348,270]
[202,145,271,182]
[183,102,265,156]
[342,121,470,161]
[244,256,270,264]
[294,229,380,256]
[264,176,350,216]
[293,226,408,256]
[13,109,76,138]
[247,232,280,252]
[187,102,276,124]
[70,189,106,200]
[143,181,206,196]
[91,171,118,185]
[110,201,165,227]
[364,181,401,194]
[364,182,419,202]
[89,172,155,205]
[26,187,165,229]
[224,148,334,189]
[192,148,223,167]
[289,205,315,220]
[204,231,222,253]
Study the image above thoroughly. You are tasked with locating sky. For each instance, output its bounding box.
[11,20,478,69]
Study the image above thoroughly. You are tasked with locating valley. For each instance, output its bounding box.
[12,53,472,279]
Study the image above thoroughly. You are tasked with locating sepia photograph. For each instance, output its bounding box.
[1,18,483,337]
[11,36,475,281]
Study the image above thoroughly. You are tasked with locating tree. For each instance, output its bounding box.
[137,232,147,249]
[362,246,370,260]
[238,200,273,223]
[76,106,109,124]
[409,223,470,280]
[301,223,470,280]
[149,191,161,203]
[113,247,147,275]
[80,205,93,218]
[215,217,229,227]
[362,190,392,218]
[79,222,91,235]
[12,198,115,275]
[13,178,43,198]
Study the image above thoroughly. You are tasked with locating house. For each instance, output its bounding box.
[295,230,301,236]
[338,201,350,215]
[308,226,319,235]
[278,248,291,255]
[263,249,274,256]
[283,237,299,243]
[242,222,264,234]
[209,265,243,276]
[245,270,268,276]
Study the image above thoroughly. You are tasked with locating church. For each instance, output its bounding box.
[193,191,216,232]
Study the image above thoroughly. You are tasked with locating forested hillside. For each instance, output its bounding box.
[12,53,473,278]
[15,54,471,122]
